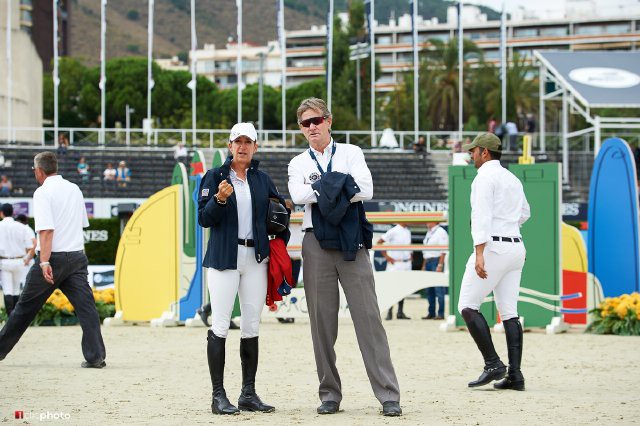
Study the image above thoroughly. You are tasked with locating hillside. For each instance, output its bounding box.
[69,0,499,66]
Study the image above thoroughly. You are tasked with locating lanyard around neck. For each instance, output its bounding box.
[308,141,336,175]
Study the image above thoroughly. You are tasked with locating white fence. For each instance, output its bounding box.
[1,127,638,153]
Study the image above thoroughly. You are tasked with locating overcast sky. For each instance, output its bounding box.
[467,0,639,17]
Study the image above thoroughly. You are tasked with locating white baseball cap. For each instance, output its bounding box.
[229,122,257,142]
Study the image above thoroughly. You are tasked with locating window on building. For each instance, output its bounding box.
[575,23,631,35]
[20,10,32,25]
[396,52,413,63]
[516,49,533,59]
[377,35,392,45]
[398,34,413,44]
[377,74,396,84]
[469,31,499,40]
[513,28,538,38]
[539,26,568,37]
[378,54,394,64]
[425,33,449,42]
[484,50,500,60]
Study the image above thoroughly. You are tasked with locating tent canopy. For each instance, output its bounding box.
[535,51,640,109]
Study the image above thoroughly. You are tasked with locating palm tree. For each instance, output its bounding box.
[421,37,482,131]
[486,53,538,123]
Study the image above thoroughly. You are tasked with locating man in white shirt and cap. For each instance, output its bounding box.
[0,152,106,368]
[458,133,530,391]
[0,204,33,316]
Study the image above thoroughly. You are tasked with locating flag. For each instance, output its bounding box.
[325,1,333,93]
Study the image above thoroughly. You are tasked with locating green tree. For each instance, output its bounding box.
[422,37,482,131]
[43,58,88,127]
[486,53,537,123]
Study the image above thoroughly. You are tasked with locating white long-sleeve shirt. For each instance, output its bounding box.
[470,160,530,247]
[288,139,373,230]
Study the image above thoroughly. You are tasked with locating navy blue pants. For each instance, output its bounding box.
[424,257,447,317]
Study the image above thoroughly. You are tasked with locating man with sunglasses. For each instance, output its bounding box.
[288,98,401,417]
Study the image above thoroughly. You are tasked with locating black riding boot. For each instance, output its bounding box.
[461,308,506,387]
[207,330,239,415]
[3,295,15,317]
[238,337,274,412]
[494,318,525,391]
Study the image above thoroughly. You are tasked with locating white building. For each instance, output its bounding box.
[190,4,640,93]
[0,0,43,142]
[191,40,284,89]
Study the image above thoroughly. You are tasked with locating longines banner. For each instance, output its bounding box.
[365,200,588,221]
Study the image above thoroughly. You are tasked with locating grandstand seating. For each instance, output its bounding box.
[254,149,447,201]
[0,146,589,202]
[0,147,176,199]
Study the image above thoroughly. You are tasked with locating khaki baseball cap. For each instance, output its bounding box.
[462,132,502,152]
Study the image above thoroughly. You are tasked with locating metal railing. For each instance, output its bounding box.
[1,127,638,153]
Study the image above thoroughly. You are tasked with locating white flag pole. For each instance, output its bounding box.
[278,0,286,144]
[237,0,243,122]
[326,0,334,111]
[99,0,107,145]
[370,0,376,146]
[147,0,155,145]
[6,0,13,143]
[458,0,464,142]
[190,0,197,145]
[500,0,507,125]
[412,0,419,143]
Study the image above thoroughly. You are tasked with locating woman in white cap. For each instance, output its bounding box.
[197,122,289,415]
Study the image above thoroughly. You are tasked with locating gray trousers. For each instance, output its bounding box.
[0,251,106,363]
[302,232,400,404]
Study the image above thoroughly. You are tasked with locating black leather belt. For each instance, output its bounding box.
[238,238,255,247]
[492,236,521,243]
[303,228,314,233]
[0,256,24,260]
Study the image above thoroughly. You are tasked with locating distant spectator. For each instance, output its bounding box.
[103,162,116,189]
[77,157,90,184]
[504,121,518,151]
[525,114,536,134]
[116,161,131,188]
[0,175,12,197]
[454,138,467,153]
[57,133,70,156]
[413,135,426,153]
[173,142,188,164]
[488,117,497,134]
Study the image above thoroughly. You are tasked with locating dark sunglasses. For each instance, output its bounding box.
[298,116,326,128]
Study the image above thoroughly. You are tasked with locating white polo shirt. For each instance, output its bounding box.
[422,224,449,260]
[470,160,530,247]
[0,217,33,258]
[33,175,89,252]
[381,224,412,262]
[288,139,373,230]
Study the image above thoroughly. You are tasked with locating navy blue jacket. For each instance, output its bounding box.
[198,157,289,270]
[311,172,373,261]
